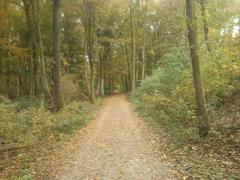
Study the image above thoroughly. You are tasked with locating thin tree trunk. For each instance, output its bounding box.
[141,29,146,80]
[99,50,105,96]
[141,0,148,80]
[100,77,104,96]
[23,0,35,96]
[31,0,41,95]
[123,44,131,91]
[83,0,96,103]
[100,49,105,96]
[0,0,6,95]
[0,57,3,94]
[83,29,91,98]
[53,0,64,110]
[200,0,211,52]
[130,0,136,91]
[36,0,51,98]
[186,0,209,137]
[84,60,90,97]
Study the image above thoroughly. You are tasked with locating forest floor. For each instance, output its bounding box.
[40,94,180,180]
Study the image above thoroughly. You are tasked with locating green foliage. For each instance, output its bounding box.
[131,47,240,144]
[0,98,98,145]
[54,102,94,134]
[131,47,196,144]
[17,169,33,180]
[134,48,190,97]
[13,97,46,110]
[202,48,240,107]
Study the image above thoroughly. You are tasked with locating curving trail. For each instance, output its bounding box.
[48,94,177,180]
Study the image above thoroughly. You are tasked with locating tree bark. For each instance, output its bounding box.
[186,0,209,137]
[141,21,146,80]
[36,0,51,98]
[83,0,96,103]
[23,0,35,97]
[53,0,64,110]
[130,0,136,91]
[0,0,8,95]
[141,0,148,80]
[100,49,105,96]
[99,46,110,96]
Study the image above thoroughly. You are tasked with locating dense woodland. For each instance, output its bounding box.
[0,0,240,178]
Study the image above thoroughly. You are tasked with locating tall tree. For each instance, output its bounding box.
[23,0,51,98]
[35,0,51,98]
[83,0,96,103]
[23,0,35,96]
[0,0,8,95]
[129,0,136,91]
[186,0,209,137]
[140,0,148,80]
[53,0,64,110]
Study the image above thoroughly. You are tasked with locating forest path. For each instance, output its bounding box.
[48,94,176,180]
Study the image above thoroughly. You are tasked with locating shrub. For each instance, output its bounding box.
[0,97,98,145]
[131,47,240,144]
[13,97,46,111]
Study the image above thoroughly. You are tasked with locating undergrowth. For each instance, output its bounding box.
[131,47,240,144]
[130,47,240,178]
[0,96,99,179]
[0,97,98,145]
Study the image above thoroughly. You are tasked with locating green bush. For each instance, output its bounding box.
[13,97,46,111]
[0,97,98,145]
[133,47,190,97]
[17,169,33,180]
[131,47,240,144]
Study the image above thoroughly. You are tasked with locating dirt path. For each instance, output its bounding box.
[48,94,177,180]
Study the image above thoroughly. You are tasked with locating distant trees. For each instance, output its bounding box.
[0,0,28,98]
[23,0,51,98]
[129,0,149,90]
[186,0,209,137]
[1,0,187,100]
[0,0,240,120]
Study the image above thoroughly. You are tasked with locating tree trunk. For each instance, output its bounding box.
[141,0,148,80]
[23,0,35,97]
[87,26,95,103]
[186,0,209,137]
[0,0,6,95]
[123,44,131,91]
[99,49,106,96]
[200,0,211,52]
[36,0,51,98]
[30,0,41,96]
[0,57,3,94]
[141,28,146,80]
[53,0,64,110]
[83,0,96,103]
[130,0,136,91]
